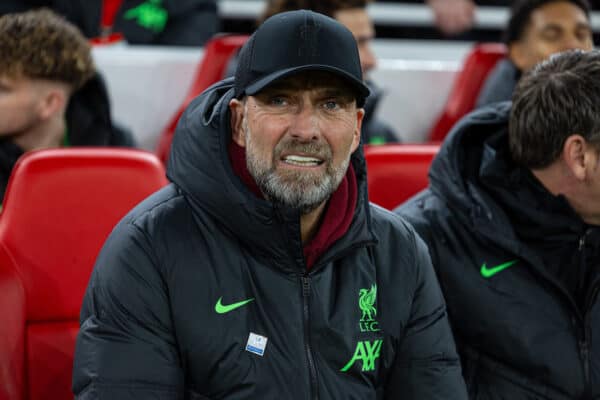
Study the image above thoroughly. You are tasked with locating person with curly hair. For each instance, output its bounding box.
[0,8,134,201]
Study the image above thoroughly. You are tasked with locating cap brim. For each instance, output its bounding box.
[243,65,370,106]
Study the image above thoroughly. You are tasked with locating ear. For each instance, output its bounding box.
[229,98,246,147]
[563,134,591,181]
[38,88,67,120]
[351,107,365,153]
[508,42,530,71]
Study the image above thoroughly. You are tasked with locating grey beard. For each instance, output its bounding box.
[253,163,342,214]
[243,120,350,215]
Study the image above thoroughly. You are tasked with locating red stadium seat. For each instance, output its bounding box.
[156,34,249,163]
[427,43,507,142]
[365,144,439,210]
[0,148,168,400]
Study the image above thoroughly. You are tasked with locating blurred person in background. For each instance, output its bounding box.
[0,0,218,46]
[426,0,476,36]
[477,0,593,107]
[227,0,401,145]
[0,9,134,201]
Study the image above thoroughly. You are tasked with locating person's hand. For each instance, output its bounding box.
[426,0,476,36]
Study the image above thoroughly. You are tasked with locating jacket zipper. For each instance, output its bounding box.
[579,228,597,399]
[301,275,319,400]
[581,284,599,399]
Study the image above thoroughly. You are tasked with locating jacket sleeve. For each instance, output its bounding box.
[72,221,183,399]
[385,232,468,399]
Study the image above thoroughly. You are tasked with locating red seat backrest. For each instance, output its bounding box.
[364,144,439,210]
[0,148,168,400]
[428,43,507,142]
[156,35,249,163]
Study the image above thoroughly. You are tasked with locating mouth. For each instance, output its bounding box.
[281,154,324,167]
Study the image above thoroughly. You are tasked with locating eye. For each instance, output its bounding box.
[323,100,340,110]
[269,96,288,106]
[576,28,592,42]
[540,27,561,41]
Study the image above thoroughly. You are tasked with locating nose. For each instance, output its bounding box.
[289,102,320,141]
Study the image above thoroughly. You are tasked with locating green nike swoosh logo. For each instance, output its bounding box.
[215,297,254,314]
[480,260,518,278]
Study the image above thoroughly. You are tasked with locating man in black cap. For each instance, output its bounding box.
[72,10,467,399]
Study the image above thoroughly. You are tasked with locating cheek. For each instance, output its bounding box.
[261,114,291,133]
[0,96,37,123]
[247,116,288,158]
[323,117,359,157]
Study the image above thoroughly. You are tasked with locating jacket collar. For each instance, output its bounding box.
[167,78,375,272]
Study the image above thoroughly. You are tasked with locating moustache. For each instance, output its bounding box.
[273,138,332,160]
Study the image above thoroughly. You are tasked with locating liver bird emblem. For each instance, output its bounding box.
[359,285,377,321]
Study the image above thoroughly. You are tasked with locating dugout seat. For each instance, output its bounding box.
[364,144,439,210]
[428,43,507,142]
[0,148,168,400]
[156,34,249,162]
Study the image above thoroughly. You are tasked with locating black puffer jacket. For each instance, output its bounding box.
[72,78,467,399]
[396,102,600,399]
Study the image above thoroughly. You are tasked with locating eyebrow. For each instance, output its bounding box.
[260,84,354,97]
[576,22,592,30]
[540,23,562,31]
[264,82,343,92]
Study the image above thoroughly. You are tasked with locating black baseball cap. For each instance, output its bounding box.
[234,10,370,106]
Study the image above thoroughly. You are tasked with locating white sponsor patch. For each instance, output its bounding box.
[246,332,268,356]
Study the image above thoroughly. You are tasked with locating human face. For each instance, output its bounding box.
[230,72,363,214]
[511,1,593,71]
[0,75,46,137]
[334,8,377,78]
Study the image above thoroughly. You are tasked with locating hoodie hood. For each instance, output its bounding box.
[430,102,513,230]
[430,102,599,300]
[430,102,590,248]
[166,78,375,270]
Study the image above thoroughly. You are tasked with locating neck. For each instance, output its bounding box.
[532,165,600,226]
[12,115,66,152]
[300,202,327,243]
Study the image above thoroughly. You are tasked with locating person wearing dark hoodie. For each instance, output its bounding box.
[225,0,400,145]
[73,10,467,399]
[0,0,218,46]
[476,0,593,108]
[0,9,134,201]
[396,49,600,399]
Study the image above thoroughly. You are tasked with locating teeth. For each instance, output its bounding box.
[283,155,322,166]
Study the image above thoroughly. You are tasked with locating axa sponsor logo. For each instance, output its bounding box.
[341,339,383,372]
[341,284,383,373]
